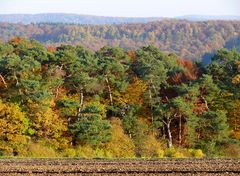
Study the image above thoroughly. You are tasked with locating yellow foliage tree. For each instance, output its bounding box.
[0,101,29,155]
[104,118,135,158]
[31,108,68,148]
[113,77,147,106]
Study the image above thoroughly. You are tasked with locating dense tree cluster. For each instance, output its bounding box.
[0,20,240,61]
[0,38,239,157]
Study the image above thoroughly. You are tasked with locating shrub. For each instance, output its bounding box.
[164,148,204,158]
[61,148,76,157]
[26,142,58,158]
[93,148,112,158]
[138,135,164,158]
[188,149,204,158]
[164,148,186,158]
[75,145,95,158]
[220,143,240,158]
[192,149,204,158]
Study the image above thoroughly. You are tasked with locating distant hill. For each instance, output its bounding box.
[0,13,240,25]
[0,13,164,24]
[0,20,240,61]
[177,15,240,21]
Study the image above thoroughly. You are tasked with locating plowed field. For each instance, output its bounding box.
[0,158,239,175]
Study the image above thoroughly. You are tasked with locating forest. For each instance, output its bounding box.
[0,20,240,62]
[0,37,239,158]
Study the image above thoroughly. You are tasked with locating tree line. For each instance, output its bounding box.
[0,38,239,158]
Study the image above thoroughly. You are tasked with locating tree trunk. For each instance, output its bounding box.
[162,125,166,139]
[163,119,173,148]
[178,115,182,146]
[166,121,173,148]
[148,87,154,124]
[200,95,209,110]
[14,72,19,86]
[0,74,7,88]
[105,76,113,106]
[77,88,84,117]
[150,78,157,94]
[129,133,132,139]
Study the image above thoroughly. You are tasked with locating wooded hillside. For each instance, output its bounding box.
[0,20,240,61]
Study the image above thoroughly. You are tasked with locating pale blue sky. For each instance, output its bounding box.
[0,0,239,17]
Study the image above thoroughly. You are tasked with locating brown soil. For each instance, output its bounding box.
[0,158,239,175]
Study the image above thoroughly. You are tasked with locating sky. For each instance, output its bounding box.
[0,0,239,17]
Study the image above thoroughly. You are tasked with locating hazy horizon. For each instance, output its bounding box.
[1,13,240,18]
[0,0,239,18]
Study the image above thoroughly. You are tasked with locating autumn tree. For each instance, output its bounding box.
[0,101,29,155]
